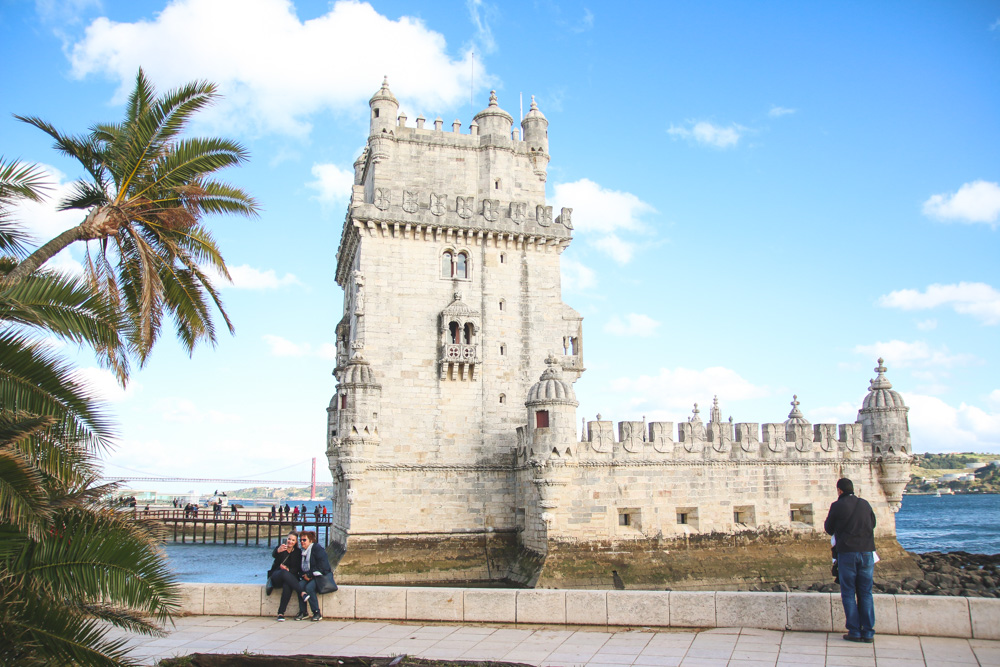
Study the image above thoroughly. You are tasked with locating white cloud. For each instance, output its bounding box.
[560,256,597,290]
[69,0,489,136]
[159,398,241,425]
[877,282,1000,326]
[72,367,140,403]
[203,264,300,290]
[807,401,860,425]
[853,340,976,369]
[262,334,312,357]
[466,0,497,54]
[988,389,1000,410]
[307,163,355,205]
[768,106,796,117]
[591,234,636,263]
[922,180,1000,227]
[668,121,744,148]
[916,319,938,331]
[906,393,1000,453]
[11,163,86,275]
[604,313,660,337]
[609,366,771,418]
[263,334,335,360]
[572,8,595,33]
[550,178,656,264]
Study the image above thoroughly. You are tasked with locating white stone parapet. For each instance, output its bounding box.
[176,583,1000,640]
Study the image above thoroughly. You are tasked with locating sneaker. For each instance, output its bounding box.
[276,614,284,622]
[293,612,308,621]
[843,634,865,643]
[312,611,323,622]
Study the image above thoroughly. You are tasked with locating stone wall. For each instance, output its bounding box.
[175,583,1000,640]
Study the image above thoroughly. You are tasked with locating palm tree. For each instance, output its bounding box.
[5,68,259,367]
[0,158,179,666]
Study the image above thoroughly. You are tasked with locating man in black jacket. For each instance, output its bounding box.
[824,477,877,643]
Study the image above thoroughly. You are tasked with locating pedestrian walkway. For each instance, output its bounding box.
[115,615,1000,666]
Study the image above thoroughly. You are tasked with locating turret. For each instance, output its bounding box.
[858,358,912,512]
[473,90,514,141]
[328,353,382,503]
[525,355,579,455]
[521,96,549,180]
[368,76,398,136]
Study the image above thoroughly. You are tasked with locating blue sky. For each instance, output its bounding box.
[2,0,999,494]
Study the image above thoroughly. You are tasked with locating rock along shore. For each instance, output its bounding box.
[784,551,1000,598]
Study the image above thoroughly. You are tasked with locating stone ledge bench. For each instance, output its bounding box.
[177,584,1000,641]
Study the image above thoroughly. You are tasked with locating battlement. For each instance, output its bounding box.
[567,417,871,460]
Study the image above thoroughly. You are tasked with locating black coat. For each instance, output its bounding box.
[269,545,302,577]
[301,543,337,593]
[824,493,876,553]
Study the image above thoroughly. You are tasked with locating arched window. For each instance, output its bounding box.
[455,252,468,279]
[441,250,470,279]
[441,251,453,278]
[449,321,460,344]
[499,299,505,311]
[464,322,474,344]
[499,394,506,404]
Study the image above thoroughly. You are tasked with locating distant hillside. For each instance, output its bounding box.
[223,484,334,500]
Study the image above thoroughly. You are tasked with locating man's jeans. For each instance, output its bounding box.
[838,551,875,639]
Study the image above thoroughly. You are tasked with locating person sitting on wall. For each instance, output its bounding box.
[268,531,302,622]
[825,477,877,643]
[294,530,337,622]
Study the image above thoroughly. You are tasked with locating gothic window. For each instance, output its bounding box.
[499,344,506,356]
[463,322,474,344]
[494,178,501,190]
[499,252,506,264]
[441,250,470,279]
[449,321,461,344]
[536,410,549,428]
[499,299,505,311]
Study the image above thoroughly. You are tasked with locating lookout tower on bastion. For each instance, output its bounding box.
[326,81,916,589]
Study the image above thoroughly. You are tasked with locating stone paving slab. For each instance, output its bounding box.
[108,616,1000,666]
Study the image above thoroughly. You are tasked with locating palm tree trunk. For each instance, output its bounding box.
[1,225,87,287]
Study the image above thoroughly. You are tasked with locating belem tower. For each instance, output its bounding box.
[325,79,917,589]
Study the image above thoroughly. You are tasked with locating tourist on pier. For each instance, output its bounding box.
[295,530,336,622]
[292,506,299,519]
[825,477,877,643]
[269,531,303,622]
[300,503,307,516]
[231,504,238,517]
[321,506,327,521]
[270,504,276,519]
[313,505,320,520]
[283,504,290,518]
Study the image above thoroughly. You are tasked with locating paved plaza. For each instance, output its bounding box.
[113,615,1000,666]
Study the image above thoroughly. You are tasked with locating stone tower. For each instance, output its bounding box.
[327,81,583,581]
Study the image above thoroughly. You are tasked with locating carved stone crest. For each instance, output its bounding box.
[510,202,527,224]
[374,188,390,211]
[536,205,552,226]
[402,190,418,213]
[558,207,573,229]
[483,198,500,222]
[430,193,446,216]
[457,196,474,219]
[620,421,644,453]
[650,422,674,454]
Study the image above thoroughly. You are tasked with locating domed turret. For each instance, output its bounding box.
[784,395,810,426]
[473,90,514,140]
[858,359,912,512]
[521,96,549,180]
[857,358,910,454]
[525,355,579,456]
[526,356,578,406]
[369,76,399,136]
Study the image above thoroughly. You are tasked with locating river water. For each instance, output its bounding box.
[162,493,1000,584]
